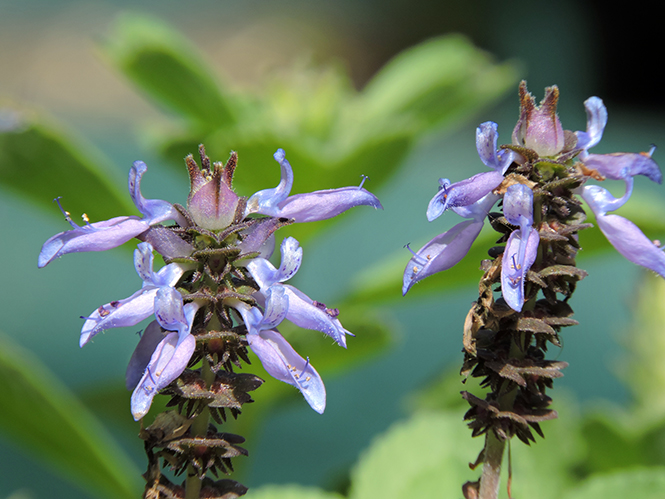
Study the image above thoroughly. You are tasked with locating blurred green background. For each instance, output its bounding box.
[2,1,665,498]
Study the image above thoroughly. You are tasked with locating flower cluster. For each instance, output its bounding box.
[404,81,662,311]
[40,147,382,420]
[402,81,663,498]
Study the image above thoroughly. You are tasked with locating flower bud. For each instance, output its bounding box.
[186,146,240,230]
[512,81,565,157]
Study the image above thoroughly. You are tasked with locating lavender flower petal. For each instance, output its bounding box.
[39,161,183,268]
[80,288,159,347]
[247,329,326,414]
[575,96,607,153]
[281,284,350,348]
[584,151,662,184]
[130,332,196,420]
[403,219,484,295]
[594,212,665,278]
[125,320,166,391]
[246,149,382,222]
[39,216,148,268]
[476,121,515,174]
[426,171,504,222]
[501,226,539,312]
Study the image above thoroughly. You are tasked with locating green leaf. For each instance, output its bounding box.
[348,411,479,499]
[359,35,520,133]
[0,116,134,220]
[0,331,143,499]
[562,468,665,499]
[102,13,238,129]
[245,484,344,499]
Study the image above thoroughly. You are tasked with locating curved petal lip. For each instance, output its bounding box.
[500,227,539,312]
[248,329,326,414]
[274,187,383,223]
[403,219,483,295]
[39,216,147,268]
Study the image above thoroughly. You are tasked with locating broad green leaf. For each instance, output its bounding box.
[562,468,665,499]
[0,116,134,221]
[0,331,143,499]
[348,411,479,499]
[102,13,238,129]
[245,484,344,499]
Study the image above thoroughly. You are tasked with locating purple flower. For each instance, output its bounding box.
[247,237,352,348]
[581,180,665,278]
[79,242,184,346]
[232,287,325,414]
[500,184,540,312]
[245,149,383,222]
[403,193,499,295]
[129,297,200,420]
[38,161,185,268]
[426,122,511,221]
[575,97,662,184]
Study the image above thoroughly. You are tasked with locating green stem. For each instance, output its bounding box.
[185,357,215,499]
[478,331,526,499]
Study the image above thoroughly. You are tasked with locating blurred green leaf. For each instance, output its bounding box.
[245,484,343,499]
[348,411,479,499]
[103,13,518,217]
[359,34,519,132]
[0,331,142,499]
[0,117,134,220]
[562,468,665,499]
[102,13,238,129]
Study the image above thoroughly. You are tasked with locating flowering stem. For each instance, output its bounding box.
[479,432,505,499]
[185,356,215,499]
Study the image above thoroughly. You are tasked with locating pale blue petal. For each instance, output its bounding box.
[246,148,293,216]
[248,329,326,414]
[403,219,484,295]
[575,96,607,153]
[80,287,158,347]
[125,321,166,391]
[426,171,504,222]
[476,121,515,174]
[501,227,540,312]
[584,152,662,184]
[282,284,350,348]
[129,161,184,224]
[38,216,148,268]
[271,187,383,223]
[131,332,196,420]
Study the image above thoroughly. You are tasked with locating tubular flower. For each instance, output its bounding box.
[500,184,540,312]
[40,145,380,424]
[38,161,185,268]
[231,287,326,414]
[79,242,184,346]
[247,237,352,348]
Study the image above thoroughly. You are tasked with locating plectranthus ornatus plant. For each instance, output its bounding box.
[403,81,663,499]
[39,145,382,499]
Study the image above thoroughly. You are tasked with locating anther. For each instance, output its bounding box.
[511,254,521,271]
[358,174,369,190]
